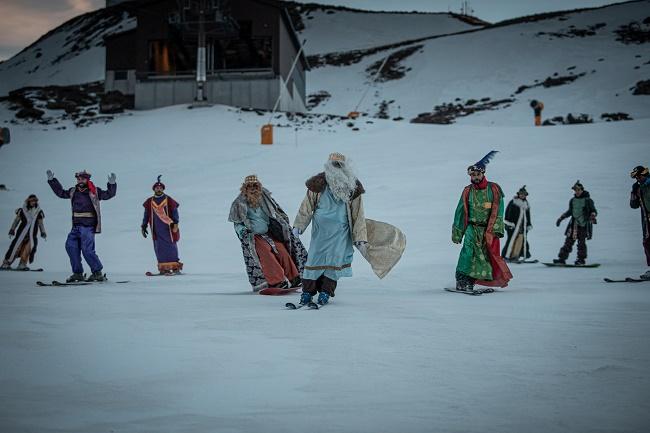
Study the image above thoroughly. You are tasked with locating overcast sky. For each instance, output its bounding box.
[0,0,622,61]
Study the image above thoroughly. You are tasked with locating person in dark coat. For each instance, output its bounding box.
[47,169,117,282]
[2,195,46,270]
[142,176,183,275]
[630,165,650,280]
[554,180,597,266]
[501,186,532,262]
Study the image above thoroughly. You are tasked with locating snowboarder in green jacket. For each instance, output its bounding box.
[553,180,597,266]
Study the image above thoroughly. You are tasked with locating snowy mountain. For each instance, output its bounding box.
[0,1,647,126]
[0,6,135,96]
[306,0,650,125]
[288,3,485,56]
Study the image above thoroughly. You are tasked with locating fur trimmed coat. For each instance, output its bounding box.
[294,173,406,279]
[229,188,307,291]
[4,204,45,264]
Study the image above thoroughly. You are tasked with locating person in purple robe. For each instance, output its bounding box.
[142,176,182,275]
[47,169,117,282]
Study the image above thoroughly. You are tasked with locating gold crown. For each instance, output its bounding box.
[244,175,259,185]
[329,152,346,162]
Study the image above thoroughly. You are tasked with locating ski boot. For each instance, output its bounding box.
[317,292,330,305]
[640,270,650,280]
[66,273,85,283]
[16,262,29,271]
[299,291,313,305]
[574,259,586,266]
[1,261,10,270]
[86,271,106,282]
[553,258,566,265]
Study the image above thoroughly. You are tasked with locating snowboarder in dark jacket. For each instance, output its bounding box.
[630,165,650,280]
[553,181,597,266]
[47,169,117,282]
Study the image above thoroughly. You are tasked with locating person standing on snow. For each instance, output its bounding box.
[630,165,650,280]
[142,176,183,275]
[553,180,597,266]
[229,175,307,291]
[47,169,117,282]
[452,151,513,292]
[501,185,533,262]
[2,195,46,271]
[293,153,368,306]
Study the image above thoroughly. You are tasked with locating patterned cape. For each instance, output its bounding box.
[228,188,308,291]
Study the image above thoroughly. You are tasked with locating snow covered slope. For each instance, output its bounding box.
[307,0,650,125]
[0,103,649,432]
[0,7,135,96]
[292,5,484,55]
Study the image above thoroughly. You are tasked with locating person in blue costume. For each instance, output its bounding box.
[47,169,117,282]
[293,153,368,305]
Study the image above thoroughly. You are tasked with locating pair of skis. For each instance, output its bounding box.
[37,275,129,287]
[0,267,43,272]
[285,301,327,310]
[603,277,649,283]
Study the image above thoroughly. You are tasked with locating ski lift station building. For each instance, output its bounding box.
[104,0,308,111]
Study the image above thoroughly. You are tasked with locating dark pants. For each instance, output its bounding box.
[644,236,650,266]
[302,275,338,297]
[65,225,102,274]
[558,225,588,261]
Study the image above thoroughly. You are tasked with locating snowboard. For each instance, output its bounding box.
[259,286,301,296]
[0,267,43,272]
[543,262,600,268]
[604,277,650,283]
[508,260,539,264]
[146,271,183,277]
[444,287,495,296]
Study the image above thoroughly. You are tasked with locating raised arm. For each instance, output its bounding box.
[98,181,117,201]
[48,178,71,199]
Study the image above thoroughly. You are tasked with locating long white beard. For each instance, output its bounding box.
[324,161,357,203]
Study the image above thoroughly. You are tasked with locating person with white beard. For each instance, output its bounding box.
[293,153,368,306]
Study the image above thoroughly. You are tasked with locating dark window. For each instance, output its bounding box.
[114,70,128,80]
[147,39,196,75]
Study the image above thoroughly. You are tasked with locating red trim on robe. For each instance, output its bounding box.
[475,182,513,288]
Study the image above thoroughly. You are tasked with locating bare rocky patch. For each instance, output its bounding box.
[411,98,514,124]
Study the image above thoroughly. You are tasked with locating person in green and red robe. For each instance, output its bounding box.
[142,176,182,275]
[452,151,513,292]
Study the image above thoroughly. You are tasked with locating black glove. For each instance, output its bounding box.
[141,225,148,238]
[556,217,563,227]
